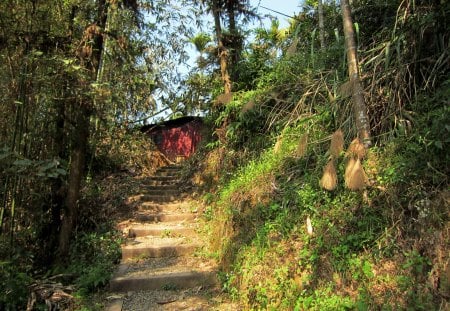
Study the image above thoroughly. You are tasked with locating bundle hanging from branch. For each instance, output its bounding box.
[295,133,308,158]
[347,137,366,160]
[345,157,367,190]
[274,135,283,154]
[320,160,338,191]
[330,129,344,158]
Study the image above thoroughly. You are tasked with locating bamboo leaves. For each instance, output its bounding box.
[1,149,67,179]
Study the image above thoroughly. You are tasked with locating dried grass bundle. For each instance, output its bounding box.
[215,92,233,105]
[215,127,227,144]
[286,38,299,56]
[330,129,344,158]
[344,157,356,182]
[320,160,338,191]
[241,100,255,113]
[347,138,366,159]
[274,136,283,154]
[295,134,308,157]
[306,216,313,236]
[345,158,367,190]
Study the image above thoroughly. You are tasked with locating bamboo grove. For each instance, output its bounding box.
[0,0,196,269]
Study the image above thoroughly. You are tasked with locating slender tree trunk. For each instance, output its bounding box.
[341,0,371,146]
[212,0,232,94]
[226,1,240,81]
[48,96,66,258]
[318,0,325,49]
[58,0,108,259]
[58,103,89,259]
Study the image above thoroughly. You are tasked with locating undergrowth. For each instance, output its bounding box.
[195,64,449,311]
[186,2,450,308]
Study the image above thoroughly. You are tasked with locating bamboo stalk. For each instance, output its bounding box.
[341,0,371,147]
[318,0,325,49]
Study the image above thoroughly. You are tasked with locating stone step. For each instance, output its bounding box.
[133,211,197,223]
[144,176,181,186]
[110,270,218,292]
[121,236,199,260]
[125,223,197,238]
[110,257,217,292]
[139,201,194,213]
[145,174,181,180]
[153,170,180,177]
[142,189,181,196]
[156,166,182,174]
[147,180,181,187]
[122,244,198,261]
[140,194,183,203]
[144,184,180,191]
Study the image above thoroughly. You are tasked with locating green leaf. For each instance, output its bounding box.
[62,58,74,65]
[40,161,57,171]
[13,159,32,166]
[56,168,67,176]
[0,149,12,160]
[434,140,443,149]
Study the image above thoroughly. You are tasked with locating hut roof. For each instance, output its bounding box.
[141,116,203,133]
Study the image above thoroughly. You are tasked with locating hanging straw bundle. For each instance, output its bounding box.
[330,129,344,158]
[241,100,255,114]
[295,134,308,158]
[320,160,338,191]
[347,137,366,160]
[215,92,233,105]
[344,158,367,190]
[274,136,283,154]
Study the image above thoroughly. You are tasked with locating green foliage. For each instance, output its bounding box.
[0,260,32,310]
[189,33,212,53]
[0,147,67,180]
[200,62,449,308]
[65,230,122,296]
[294,286,355,311]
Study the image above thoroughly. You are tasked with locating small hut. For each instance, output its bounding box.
[141,116,204,163]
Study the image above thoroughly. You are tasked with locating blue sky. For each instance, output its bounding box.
[252,0,303,29]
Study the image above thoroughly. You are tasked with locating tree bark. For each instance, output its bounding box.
[58,0,108,259]
[58,103,89,259]
[341,0,371,146]
[318,0,325,49]
[226,0,240,81]
[47,97,66,258]
[212,0,232,94]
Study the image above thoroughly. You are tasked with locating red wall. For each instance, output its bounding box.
[151,120,202,161]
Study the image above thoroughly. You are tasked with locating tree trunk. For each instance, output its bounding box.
[341,0,371,146]
[47,97,66,258]
[212,0,232,94]
[318,0,325,49]
[58,104,89,259]
[226,0,240,81]
[58,0,108,259]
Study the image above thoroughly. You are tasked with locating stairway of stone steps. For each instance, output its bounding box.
[105,164,221,311]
